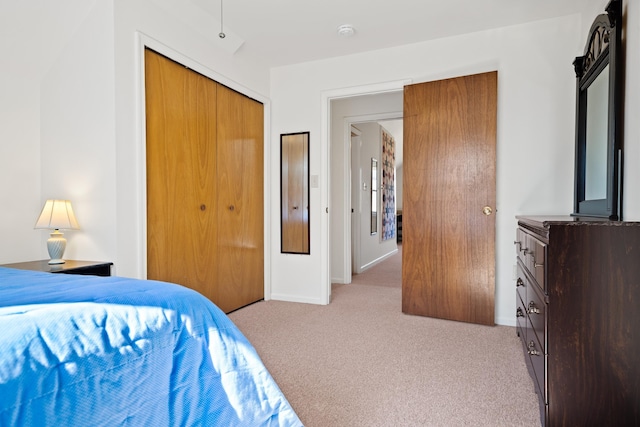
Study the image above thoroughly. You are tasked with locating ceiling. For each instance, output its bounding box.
[182,0,587,68]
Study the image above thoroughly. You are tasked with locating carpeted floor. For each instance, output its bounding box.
[229,246,541,426]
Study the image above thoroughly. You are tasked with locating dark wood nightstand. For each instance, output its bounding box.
[0,260,113,277]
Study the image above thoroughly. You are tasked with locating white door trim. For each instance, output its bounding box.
[320,79,411,303]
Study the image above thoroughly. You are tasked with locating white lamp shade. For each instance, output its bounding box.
[34,200,80,230]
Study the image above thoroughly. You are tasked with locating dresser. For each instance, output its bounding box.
[515,216,640,426]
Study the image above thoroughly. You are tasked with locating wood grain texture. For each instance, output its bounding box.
[145,49,219,301]
[402,72,497,326]
[145,49,264,313]
[281,133,309,253]
[517,216,640,426]
[216,85,264,313]
[548,223,640,425]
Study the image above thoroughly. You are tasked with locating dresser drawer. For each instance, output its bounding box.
[526,321,547,404]
[516,262,527,308]
[515,228,527,264]
[516,287,527,334]
[526,280,546,353]
[518,229,547,292]
[530,237,546,292]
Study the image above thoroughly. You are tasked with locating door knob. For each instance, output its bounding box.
[482,206,493,216]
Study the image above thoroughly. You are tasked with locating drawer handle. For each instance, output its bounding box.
[516,307,525,318]
[516,278,524,287]
[513,240,522,251]
[527,341,540,356]
[523,248,533,256]
[527,301,540,314]
[534,262,544,268]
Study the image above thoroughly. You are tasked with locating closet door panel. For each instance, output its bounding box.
[145,49,218,302]
[216,85,264,312]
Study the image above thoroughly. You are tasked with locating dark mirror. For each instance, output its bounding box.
[371,158,378,235]
[281,132,310,254]
[572,0,623,220]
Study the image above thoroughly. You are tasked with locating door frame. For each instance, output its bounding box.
[345,113,403,280]
[321,79,411,302]
[135,32,273,299]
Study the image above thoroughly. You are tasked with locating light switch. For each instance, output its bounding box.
[310,175,319,188]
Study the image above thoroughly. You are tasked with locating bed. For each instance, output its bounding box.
[0,267,302,426]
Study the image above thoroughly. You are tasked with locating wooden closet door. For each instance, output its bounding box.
[216,85,264,313]
[402,72,497,326]
[145,49,219,301]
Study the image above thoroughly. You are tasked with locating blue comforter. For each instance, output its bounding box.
[0,267,301,426]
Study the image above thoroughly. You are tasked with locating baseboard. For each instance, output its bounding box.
[360,248,398,271]
[495,316,516,327]
[269,293,326,305]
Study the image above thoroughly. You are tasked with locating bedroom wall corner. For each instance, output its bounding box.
[39,1,117,265]
[0,2,43,263]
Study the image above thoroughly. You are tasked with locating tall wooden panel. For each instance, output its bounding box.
[402,72,497,326]
[145,49,264,313]
[145,49,218,301]
[215,85,264,313]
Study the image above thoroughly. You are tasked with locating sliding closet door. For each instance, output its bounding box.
[216,85,264,313]
[145,49,219,301]
[402,72,497,326]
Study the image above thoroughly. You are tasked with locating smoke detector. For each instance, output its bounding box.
[337,24,356,37]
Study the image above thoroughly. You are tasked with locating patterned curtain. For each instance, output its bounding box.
[381,129,396,241]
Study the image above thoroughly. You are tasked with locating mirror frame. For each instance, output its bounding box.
[572,0,623,220]
[280,132,310,254]
[371,158,378,235]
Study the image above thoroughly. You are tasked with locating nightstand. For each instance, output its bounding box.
[0,260,113,277]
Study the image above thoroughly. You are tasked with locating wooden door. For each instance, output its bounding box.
[402,72,497,326]
[145,49,219,302]
[145,49,264,313]
[215,85,264,313]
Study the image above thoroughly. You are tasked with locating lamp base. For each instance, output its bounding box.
[47,230,67,265]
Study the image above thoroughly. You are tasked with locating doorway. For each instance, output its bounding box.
[348,119,403,279]
[328,90,404,287]
[325,74,497,327]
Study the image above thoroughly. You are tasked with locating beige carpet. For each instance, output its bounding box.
[229,247,541,426]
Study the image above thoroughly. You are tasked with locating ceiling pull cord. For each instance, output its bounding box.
[219,0,226,38]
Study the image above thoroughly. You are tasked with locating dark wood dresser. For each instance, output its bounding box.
[515,215,640,426]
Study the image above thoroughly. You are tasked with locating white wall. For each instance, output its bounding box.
[0,2,42,263]
[270,14,583,324]
[40,1,116,263]
[621,0,640,220]
[0,0,100,263]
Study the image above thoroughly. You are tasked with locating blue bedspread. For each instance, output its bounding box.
[0,267,302,427]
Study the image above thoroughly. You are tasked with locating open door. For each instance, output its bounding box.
[402,72,497,326]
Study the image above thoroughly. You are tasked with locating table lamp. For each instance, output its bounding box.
[34,199,80,264]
